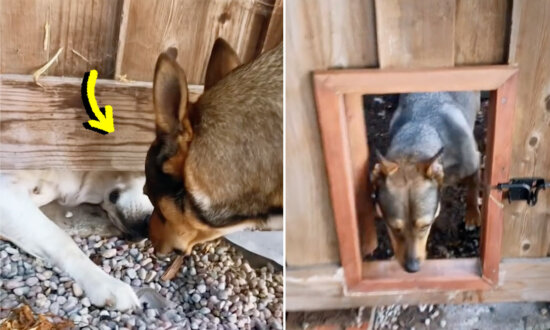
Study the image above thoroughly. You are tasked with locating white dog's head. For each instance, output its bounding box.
[100,174,153,240]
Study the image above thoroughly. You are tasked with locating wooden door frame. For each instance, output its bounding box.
[313,66,518,292]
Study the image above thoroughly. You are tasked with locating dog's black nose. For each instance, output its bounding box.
[404,258,420,273]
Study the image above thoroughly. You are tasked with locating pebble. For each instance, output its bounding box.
[541,308,548,316]
[0,237,281,328]
[25,277,39,286]
[72,283,83,297]
[126,268,137,279]
[102,249,117,258]
[440,319,447,328]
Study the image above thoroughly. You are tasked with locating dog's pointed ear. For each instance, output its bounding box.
[420,148,444,183]
[373,150,399,178]
[153,49,190,136]
[204,38,241,90]
[153,49,193,177]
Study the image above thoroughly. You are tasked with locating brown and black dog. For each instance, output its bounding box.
[143,39,283,256]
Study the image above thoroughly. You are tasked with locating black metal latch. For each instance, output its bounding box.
[495,178,550,206]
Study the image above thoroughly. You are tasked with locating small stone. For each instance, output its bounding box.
[217,290,229,300]
[199,307,211,314]
[541,308,548,316]
[102,249,117,258]
[50,302,60,315]
[81,297,91,307]
[424,318,431,326]
[191,293,201,303]
[25,277,39,286]
[65,211,73,218]
[63,297,78,311]
[72,283,83,297]
[145,271,157,283]
[13,287,30,296]
[227,314,237,323]
[145,309,157,319]
[197,284,207,294]
[126,269,137,279]
[440,320,447,328]
[6,280,24,290]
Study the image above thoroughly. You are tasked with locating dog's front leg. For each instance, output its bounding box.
[464,170,482,229]
[0,182,139,311]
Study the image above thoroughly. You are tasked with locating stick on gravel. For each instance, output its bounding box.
[161,255,184,281]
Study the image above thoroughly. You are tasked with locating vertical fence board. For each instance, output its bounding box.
[286,0,378,266]
[0,0,122,78]
[262,0,283,52]
[118,0,275,84]
[502,0,550,257]
[455,0,511,65]
[375,0,455,68]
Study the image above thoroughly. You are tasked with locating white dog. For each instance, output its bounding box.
[0,170,153,310]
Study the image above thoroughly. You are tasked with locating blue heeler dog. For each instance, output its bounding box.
[371,92,481,273]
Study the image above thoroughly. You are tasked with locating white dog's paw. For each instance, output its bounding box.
[82,275,140,311]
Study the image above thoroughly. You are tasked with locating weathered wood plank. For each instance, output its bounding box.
[287,258,550,310]
[0,0,123,78]
[375,0,455,68]
[502,0,550,257]
[118,0,275,84]
[0,74,202,170]
[455,0,511,65]
[286,0,378,266]
[262,0,283,52]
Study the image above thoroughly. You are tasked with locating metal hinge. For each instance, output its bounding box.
[495,178,550,206]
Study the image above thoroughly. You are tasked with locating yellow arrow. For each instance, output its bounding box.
[82,70,115,134]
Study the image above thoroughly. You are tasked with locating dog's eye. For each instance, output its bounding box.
[109,189,120,204]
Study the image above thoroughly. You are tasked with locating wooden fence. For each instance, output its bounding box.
[0,0,282,170]
[286,0,550,309]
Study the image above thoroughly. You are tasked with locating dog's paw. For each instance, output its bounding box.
[82,275,140,311]
[465,207,481,230]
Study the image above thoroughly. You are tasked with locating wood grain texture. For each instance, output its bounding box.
[344,94,378,256]
[315,66,517,94]
[481,74,518,283]
[313,82,362,286]
[0,0,123,78]
[118,0,275,84]
[0,74,202,170]
[287,258,550,310]
[313,66,515,291]
[502,0,550,257]
[455,0,511,65]
[356,258,489,291]
[285,0,378,266]
[375,0,455,68]
[261,0,283,52]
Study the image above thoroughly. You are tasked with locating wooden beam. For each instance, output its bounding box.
[0,74,202,170]
[355,259,489,291]
[315,66,518,94]
[344,94,378,256]
[286,258,550,311]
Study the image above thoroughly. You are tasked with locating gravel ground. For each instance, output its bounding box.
[363,94,487,260]
[373,302,550,330]
[0,236,283,329]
